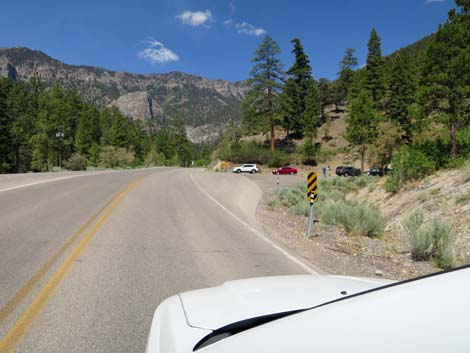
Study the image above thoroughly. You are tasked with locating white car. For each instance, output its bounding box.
[145,266,470,353]
[232,164,259,174]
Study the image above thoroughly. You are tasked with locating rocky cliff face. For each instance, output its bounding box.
[108,91,164,122]
[0,47,248,142]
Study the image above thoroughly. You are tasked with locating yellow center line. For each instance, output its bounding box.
[0,189,120,328]
[0,175,146,353]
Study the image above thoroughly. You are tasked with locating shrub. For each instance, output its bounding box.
[99,146,135,168]
[277,186,305,208]
[64,153,88,171]
[268,150,290,168]
[290,201,310,217]
[318,200,384,238]
[456,193,470,205]
[144,150,165,167]
[386,145,435,192]
[404,214,456,269]
[266,196,279,211]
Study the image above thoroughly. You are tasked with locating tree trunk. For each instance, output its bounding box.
[15,145,20,173]
[450,119,457,157]
[360,144,365,174]
[268,88,275,154]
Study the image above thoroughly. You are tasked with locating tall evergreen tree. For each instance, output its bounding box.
[384,52,418,140]
[317,78,333,121]
[0,78,13,173]
[345,90,380,173]
[419,0,470,156]
[243,35,284,153]
[335,48,359,106]
[283,38,314,134]
[365,28,385,108]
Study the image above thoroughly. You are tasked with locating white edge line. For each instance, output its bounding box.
[190,172,318,275]
[0,168,159,193]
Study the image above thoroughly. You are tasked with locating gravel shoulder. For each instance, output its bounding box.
[245,172,438,281]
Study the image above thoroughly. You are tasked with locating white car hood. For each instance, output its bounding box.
[179,275,391,330]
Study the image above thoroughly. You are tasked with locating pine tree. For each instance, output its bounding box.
[384,52,418,140]
[419,0,470,156]
[0,78,13,173]
[303,80,321,139]
[283,38,314,134]
[365,28,385,108]
[335,48,358,107]
[243,35,284,153]
[317,78,333,121]
[345,90,379,173]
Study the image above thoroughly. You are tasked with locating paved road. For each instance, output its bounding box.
[0,168,313,353]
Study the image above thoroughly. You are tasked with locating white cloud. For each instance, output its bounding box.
[235,22,267,36]
[138,39,179,64]
[426,0,447,3]
[224,20,267,36]
[176,10,212,26]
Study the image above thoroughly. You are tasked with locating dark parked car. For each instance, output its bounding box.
[366,167,388,177]
[272,166,298,175]
[335,166,361,177]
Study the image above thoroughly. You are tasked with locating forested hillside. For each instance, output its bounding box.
[219,0,470,191]
[0,78,209,173]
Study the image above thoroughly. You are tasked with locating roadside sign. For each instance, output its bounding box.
[307,172,318,202]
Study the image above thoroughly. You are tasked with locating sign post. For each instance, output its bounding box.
[306,172,319,238]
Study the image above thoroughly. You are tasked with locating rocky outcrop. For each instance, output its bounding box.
[185,123,227,144]
[109,91,164,123]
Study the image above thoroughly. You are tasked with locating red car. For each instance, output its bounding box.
[272,166,298,175]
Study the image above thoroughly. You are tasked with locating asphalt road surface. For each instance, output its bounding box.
[0,168,314,353]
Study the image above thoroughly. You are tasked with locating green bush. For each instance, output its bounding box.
[144,150,166,167]
[218,141,270,165]
[386,145,435,192]
[290,201,310,217]
[268,150,290,168]
[318,200,384,238]
[99,146,135,168]
[404,214,455,269]
[277,185,305,208]
[64,153,88,171]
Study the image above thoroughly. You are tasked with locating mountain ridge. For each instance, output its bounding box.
[0,46,249,143]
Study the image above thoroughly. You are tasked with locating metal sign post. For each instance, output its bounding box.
[306,172,319,238]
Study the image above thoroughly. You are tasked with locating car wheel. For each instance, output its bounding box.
[236,169,241,173]
[344,172,349,177]
[250,169,256,174]
[290,172,293,175]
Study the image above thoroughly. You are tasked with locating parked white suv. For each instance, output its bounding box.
[232,164,259,174]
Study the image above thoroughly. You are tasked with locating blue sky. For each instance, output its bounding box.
[0,0,454,82]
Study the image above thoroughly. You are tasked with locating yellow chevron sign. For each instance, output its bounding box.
[307,172,318,202]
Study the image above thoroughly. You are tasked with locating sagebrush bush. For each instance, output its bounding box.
[290,202,310,217]
[64,153,87,171]
[318,200,384,237]
[404,214,456,269]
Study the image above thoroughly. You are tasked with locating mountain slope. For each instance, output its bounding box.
[0,47,248,139]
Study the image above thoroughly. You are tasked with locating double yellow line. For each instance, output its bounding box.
[0,175,145,353]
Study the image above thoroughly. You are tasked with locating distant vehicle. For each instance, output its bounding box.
[145,266,470,353]
[272,166,297,175]
[232,164,259,174]
[366,167,388,177]
[335,166,361,177]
